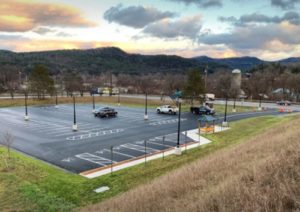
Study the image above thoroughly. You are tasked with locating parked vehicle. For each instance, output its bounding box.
[205,93,215,101]
[156,105,178,115]
[94,107,118,118]
[90,88,104,95]
[190,105,215,115]
[276,100,291,106]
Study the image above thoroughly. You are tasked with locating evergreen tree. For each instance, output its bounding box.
[184,69,205,104]
[29,65,54,99]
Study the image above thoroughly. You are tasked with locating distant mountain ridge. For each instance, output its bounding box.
[0,47,299,74]
[194,56,300,71]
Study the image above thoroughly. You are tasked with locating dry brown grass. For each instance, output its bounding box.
[81,116,300,212]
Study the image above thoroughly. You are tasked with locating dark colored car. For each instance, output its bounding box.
[190,105,215,115]
[276,100,291,106]
[94,107,118,118]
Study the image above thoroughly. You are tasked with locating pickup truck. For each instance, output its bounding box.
[190,105,215,115]
[156,105,178,115]
[94,107,118,118]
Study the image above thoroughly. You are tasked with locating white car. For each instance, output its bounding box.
[156,105,178,115]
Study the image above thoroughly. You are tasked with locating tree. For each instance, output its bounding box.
[29,65,54,99]
[184,69,205,104]
[0,65,20,99]
[0,132,14,169]
[163,74,185,95]
[63,72,83,96]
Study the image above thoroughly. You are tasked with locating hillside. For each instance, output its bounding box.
[82,116,300,212]
[194,56,264,71]
[1,47,299,74]
[0,47,205,75]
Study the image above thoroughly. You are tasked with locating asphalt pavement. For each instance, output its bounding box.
[0,103,288,173]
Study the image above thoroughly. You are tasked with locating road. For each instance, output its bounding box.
[0,104,290,173]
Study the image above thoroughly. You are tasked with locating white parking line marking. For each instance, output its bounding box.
[120,143,159,153]
[149,118,187,126]
[75,153,114,166]
[103,149,135,158]
[66,128,124,141]
[147,141,173,148]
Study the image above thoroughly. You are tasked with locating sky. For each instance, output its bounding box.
[1,0,300,60]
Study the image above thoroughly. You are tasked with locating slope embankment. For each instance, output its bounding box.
[81,116,300,212]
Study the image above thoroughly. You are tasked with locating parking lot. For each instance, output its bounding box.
[0,103,284,173]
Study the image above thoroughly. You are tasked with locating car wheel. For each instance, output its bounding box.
[168,110,173,114]
[157,109,161,114]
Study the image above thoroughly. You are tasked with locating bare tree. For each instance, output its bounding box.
[63,72,83,96]
[0,65,20,99]
[0,132,14,169]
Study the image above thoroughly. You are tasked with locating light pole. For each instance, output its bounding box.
[222,95,228,127]
[24,91,29,121]
[72,95,78,131]
[55,91,59,109]
[92,93,96,113]
[117,90,121,106]
[144,92,148,120]
[174,98,182,155]
[258,94,263,111]
[232,97,236,113]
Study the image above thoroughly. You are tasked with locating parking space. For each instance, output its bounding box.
[0,103,284,173]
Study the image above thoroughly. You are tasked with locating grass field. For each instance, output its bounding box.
[83,114,300,212]
[0,115,296,211]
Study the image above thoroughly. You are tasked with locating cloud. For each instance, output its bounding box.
[271,0,300,9]
[200,22,300,50]
[103,4,176,28]
[33,27,56,35]
[0,0,96,32]
[142,15,202,39]
[219,11,300,25]
[165,0,222,8]
[32,27,73,37]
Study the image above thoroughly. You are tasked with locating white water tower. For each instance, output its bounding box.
[231,69,242,91]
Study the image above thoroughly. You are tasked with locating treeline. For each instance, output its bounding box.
[1,62,300,102]
[207,63,300,101]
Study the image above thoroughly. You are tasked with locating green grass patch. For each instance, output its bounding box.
[213,104,254,114]
[0,115,296,211]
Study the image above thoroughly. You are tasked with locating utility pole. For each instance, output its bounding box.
[204,65,208,90]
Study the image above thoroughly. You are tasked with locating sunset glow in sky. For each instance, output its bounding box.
[1,0,300,60]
